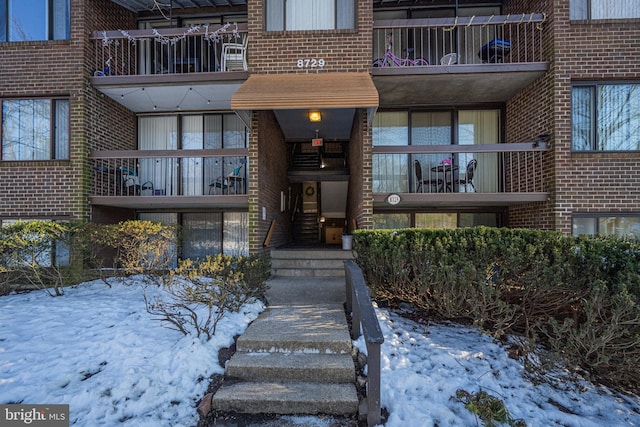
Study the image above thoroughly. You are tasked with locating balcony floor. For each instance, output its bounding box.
[373,192,549,210]
[373,63,548,106]
[89,195,248,210]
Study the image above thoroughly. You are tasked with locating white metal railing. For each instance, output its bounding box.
[372,142,548,194]
[89,149,248,197]
[373,14,546,67]
[91,23,248,76]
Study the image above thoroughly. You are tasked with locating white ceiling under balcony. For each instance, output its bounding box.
[110,0,247,12]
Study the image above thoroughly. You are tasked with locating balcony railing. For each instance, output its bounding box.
[372,142,548,195]
[373,14,546,67]
[91,23,248,77]
[89,149,248,197]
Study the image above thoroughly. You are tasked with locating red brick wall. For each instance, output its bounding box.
[505,0,556,230]
[549,1,640,234]
[250,111,290,254]
[347,109,373,231]
[247,0,372,74]
[0,0,135,222]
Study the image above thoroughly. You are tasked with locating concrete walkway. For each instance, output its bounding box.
[208,275,358,427]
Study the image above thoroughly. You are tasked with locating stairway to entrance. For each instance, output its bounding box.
[271,247,354,277]
[210,248,359,419]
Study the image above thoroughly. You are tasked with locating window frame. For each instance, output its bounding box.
[572,213,640,239]
[571,82,640,152]
[0,0,70,42]
[265,0,355,32]
[570,0,640,21]
[1,97,70,161]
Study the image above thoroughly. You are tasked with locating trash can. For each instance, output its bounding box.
[342,234,353,250]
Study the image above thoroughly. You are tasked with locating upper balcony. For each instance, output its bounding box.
[372,14,549,106]
[89,23,249,114]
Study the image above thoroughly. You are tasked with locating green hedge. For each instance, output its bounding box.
[353,227,640,390]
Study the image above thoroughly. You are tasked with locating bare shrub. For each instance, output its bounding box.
[145,254,268,340]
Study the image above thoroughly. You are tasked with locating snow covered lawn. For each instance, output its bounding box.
[1,279,639,426]
[0,278,264,427]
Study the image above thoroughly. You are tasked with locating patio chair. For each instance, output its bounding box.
[414,160,442,193]
[459,159,477,192]
[208,162,246,194]
[221,35,248,71]
[119,166,140,195]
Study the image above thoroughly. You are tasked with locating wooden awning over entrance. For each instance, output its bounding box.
[231,72,379,110]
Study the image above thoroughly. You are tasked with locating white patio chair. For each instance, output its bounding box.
[221,35,248,71]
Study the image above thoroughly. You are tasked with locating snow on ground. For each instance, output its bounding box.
[0,277,264,427]
[1,278,639,427]
[358,306,640,427]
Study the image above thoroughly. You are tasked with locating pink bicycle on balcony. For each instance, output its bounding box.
[372,34,429,67]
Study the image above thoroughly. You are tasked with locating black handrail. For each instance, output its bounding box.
[344,260,384,427]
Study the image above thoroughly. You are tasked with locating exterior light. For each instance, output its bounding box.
[309,111,322,122]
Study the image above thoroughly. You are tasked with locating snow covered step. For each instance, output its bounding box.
[211,381,358,415]
[235,305,352,354]
[225,352,355,383]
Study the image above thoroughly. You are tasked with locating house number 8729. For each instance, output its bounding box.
[297,59,325,68]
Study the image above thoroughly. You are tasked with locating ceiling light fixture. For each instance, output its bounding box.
[309,111,322,122]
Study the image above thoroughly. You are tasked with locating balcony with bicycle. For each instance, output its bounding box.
[89,150,249,210]
[372,14,548,106]
[89,23,249,114]
[372,141,549,210]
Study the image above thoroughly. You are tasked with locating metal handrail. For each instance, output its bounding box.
[345,260,384,427]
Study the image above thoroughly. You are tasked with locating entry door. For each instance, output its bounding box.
[302,182,318,213]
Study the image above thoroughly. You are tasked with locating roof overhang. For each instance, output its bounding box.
[90,72,249,113]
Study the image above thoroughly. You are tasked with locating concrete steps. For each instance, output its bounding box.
[211,304,358,416]
[271,248,354,277]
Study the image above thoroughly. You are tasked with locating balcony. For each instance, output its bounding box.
[372,142,549,210]
[372,14,548,106]
[89,23,249,113]
[89,149,249,210]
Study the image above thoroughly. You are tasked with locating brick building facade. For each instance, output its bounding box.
[1,0,639,258]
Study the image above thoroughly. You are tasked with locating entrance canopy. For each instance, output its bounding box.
[231,72,379,110]
[231,73,379,137]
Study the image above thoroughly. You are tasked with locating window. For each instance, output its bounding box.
[138,212,249,260]
[570,0,640,20]
[1,99,69,160]
[265,0,354,31]
[0,0,70,41]
[373,213,499,230]
[573,214,640,239]
[572,83,640,151]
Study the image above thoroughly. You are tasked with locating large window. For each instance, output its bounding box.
[138,212,249,260]
[265,0,354,31]
[570,0,640,20]
[373,213,499,230]
[0,0,70,41]
[1,99,69,160]
[573,214,640,240]
[572,83,640,151]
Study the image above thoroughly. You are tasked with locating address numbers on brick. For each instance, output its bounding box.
[297,59,325,68]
